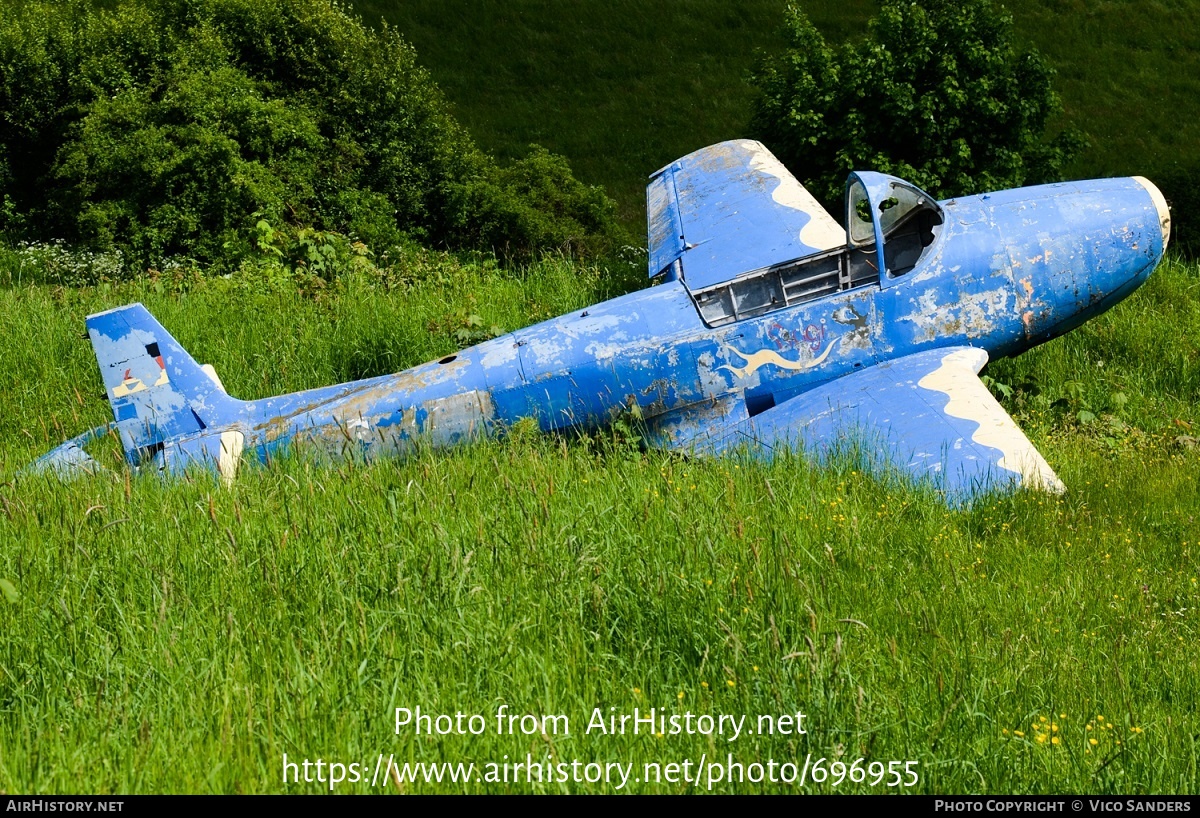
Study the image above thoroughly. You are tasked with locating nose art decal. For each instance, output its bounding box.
[717,338,838,380]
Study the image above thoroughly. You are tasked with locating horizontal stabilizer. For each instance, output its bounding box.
[687,347,1064,501]
[22,424,114,479]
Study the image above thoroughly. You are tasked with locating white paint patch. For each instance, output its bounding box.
[201,364,225,392]
[910,263,943,285]
[918,349,1064,493]
[718,339,838,380]
[479,342,520,369]
[527,337,568,366]
[695,350,729,397]
[218,430,244,486]
[745,143,844,251]
[344,417,371,442]
[1132,176,1171,252]
[915,288,940,315]
[584,341,627,359]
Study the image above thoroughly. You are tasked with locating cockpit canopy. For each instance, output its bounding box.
[846,171,944,280]
[645,142,947,326]
[688,171,944,327]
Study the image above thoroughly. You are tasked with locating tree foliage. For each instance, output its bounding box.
[749,0,1085,207]
[0,0,623,267]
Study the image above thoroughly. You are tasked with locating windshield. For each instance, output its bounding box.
[879,183,935,238]
[847,180,874,245]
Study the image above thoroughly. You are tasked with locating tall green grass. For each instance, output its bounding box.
[0,251,1198,792]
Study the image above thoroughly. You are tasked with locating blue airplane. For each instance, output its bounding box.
[30,139,1171,501]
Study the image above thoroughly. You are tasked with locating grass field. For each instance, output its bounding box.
[1,248,1198,793]
[351,0,1200,233]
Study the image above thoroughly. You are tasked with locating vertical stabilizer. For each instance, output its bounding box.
[86,303,244,465]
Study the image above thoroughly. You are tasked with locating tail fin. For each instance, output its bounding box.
[87,303,245,465]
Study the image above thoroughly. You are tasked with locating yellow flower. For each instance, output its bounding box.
[1036,734,1047,744]
[677,692,684,700]
[1051,737,1060,745]
[1090,738,1098,746]
[700,682,708,688]
[1013,730,1025,737]
[1097,715,1105,722]
[726,680,736,688]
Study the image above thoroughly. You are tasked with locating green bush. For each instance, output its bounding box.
[461,146,621,261]
[748,0,1085,206]
[0,0,624,268]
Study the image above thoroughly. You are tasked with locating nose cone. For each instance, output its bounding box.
[1132,176,1171,253]
[977,176,1170,350]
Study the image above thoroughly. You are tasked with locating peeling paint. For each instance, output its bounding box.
[904,286,1010,342]
[479,339,520,369]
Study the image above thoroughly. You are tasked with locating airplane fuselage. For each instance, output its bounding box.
[238,176,1167,465]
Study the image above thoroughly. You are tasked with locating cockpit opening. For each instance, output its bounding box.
[847,174,944,279]
[879,183,943,276]
[687,172,944,327]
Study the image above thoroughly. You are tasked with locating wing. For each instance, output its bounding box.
[684,347,1064,502]
[647,139,844,289]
